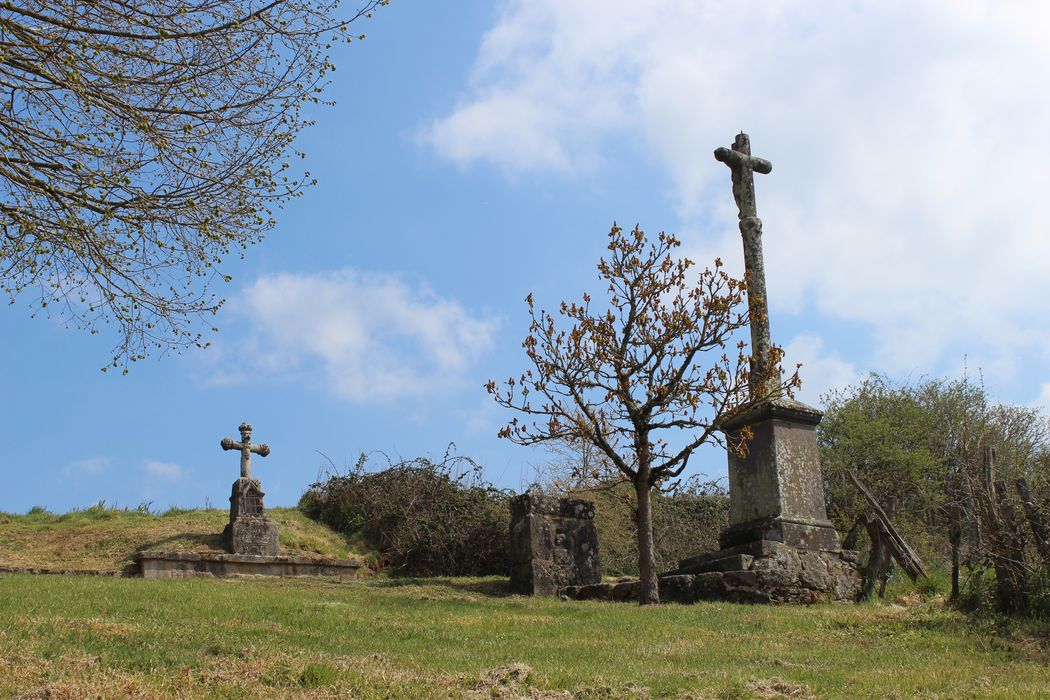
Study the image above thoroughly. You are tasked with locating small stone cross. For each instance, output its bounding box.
[220,422,270,479]
[714,132,776,399]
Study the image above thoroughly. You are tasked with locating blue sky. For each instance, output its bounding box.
[2,0,1049,513]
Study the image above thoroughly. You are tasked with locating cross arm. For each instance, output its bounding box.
[713,147,772,174]
[250,444,271,458]
[220,438,242,451]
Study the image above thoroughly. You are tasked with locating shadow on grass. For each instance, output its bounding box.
[367,576,514,598]
[872,599,1050,657]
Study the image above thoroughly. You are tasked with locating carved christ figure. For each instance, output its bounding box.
[220,422,270,479]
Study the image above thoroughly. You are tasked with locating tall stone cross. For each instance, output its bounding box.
[714,132,775,399]
[220,422,270,479]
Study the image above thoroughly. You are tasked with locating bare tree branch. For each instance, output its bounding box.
[0,0,386,370]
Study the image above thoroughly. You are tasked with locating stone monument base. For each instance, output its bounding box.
[718,514,842,552]
[223,515,280,556]
[136,551,364,580]
[561,541,860,604]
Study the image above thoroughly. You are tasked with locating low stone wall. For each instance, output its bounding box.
[136,551,364,580]
[562,540,860,604]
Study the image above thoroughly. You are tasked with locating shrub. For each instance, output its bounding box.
[569,477,729,577]
[1027,567,1050,619]
[956,567,1001,614]
[915,569,949,598]
[299,450,511,577]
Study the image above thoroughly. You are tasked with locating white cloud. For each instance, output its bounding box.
[1032,383,1050,412]
[782,333,860,408]
[145,460,185,482]
[64,456,108,476]
[224,269,499,401]
[426,0,1050,386]
[422,2,647,173]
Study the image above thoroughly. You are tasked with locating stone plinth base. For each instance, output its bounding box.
[562,541,860,605]
[719,514,841,552]
[223,516,279,556]
[509,494,601,596]
[136,551,364,580]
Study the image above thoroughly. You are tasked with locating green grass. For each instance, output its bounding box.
[0,505,361,572]
[0,574,1046,698]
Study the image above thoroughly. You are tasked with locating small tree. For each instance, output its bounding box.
[0,0,384,368]
[488,224,795,604]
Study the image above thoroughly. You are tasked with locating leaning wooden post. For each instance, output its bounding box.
[847,470,929,581]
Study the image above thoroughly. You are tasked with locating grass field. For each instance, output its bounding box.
[0,573,1047,699]
[0,505,362,572]
[1,507,1046,698]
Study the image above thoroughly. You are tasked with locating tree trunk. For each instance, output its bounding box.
[1015,477,1050,567]
[949,506,962,603]
[992,479,1029,615]
[634,472,660,605]
[859,515,883,602]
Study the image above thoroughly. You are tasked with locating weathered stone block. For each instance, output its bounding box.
[610,580,639,601]
[509,494,600,596]
[719,398,841,552]
[224,515,279,556]
[798,551,832,590]
[657,574,697,603]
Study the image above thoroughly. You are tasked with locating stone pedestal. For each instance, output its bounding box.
[626,396,862,604]
[223,477,279,556]
[509,494,601,596]
[719,397,841,552]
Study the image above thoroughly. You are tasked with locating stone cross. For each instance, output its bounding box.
[714,132,775,399]
[220,422,270,479]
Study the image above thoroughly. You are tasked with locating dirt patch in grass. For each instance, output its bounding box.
[746,677,815,699]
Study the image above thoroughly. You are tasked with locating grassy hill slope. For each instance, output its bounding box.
[0,505,363,572]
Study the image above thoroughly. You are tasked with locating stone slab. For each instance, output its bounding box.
[136,551,364,580]
[676,539,777,572]
[675,552,755,575]
[719,515,841,552]
[562,540,860,605]
[224,515,280,556]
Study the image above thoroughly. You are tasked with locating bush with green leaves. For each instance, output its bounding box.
[299,451,511,577]
[820,372,1050,614]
